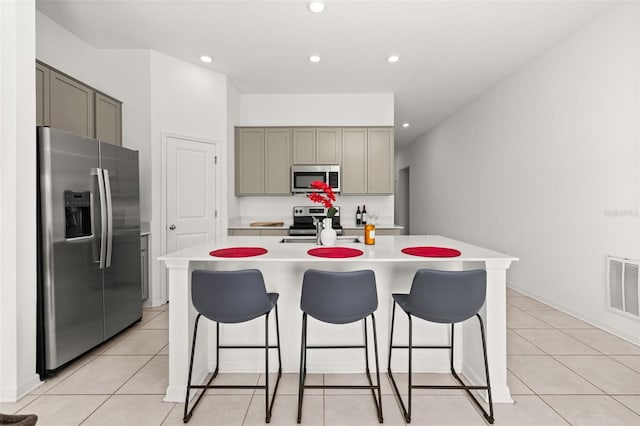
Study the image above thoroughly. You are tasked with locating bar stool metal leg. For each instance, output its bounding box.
[387,302,411,423]
[362,315,384,422]
[387,304,495,424]
[297,269,382,423]
[296,313,308,423]
[184,311,282,424]
[370,313,384,422]
[264,304,283,423]
[183,314,216,423]
[297,313,384,424]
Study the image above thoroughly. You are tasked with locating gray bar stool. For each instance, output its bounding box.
[387,269,493,424]
[184,269,282,423]
[297,269,383,423]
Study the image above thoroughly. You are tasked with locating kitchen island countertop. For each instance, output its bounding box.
[162,234,511,262]
[160,235,518,405]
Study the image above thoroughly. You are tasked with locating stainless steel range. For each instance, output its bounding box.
[289,206,343,236]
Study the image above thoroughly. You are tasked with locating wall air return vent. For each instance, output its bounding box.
[607,256,640,320]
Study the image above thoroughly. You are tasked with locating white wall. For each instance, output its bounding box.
[0,0,40,401]
[237,93,394,126]
[232,93,396,226]
[37,12,154,220]
[226,80,240,220]
[397,2,640,344]
[36,14,230,307]
[97,49,152,221]
[148,50,228,304]
[36,11,98,86]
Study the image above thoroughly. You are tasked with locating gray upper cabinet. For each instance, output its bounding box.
[341,128,368,194]
[236,128,292,196]
[236,126,393,196]
[264,128,291,194]
[367,128,394,194]
[293,127,341,165]
[292,128,316,164]
[341,127,394,195]
[95,92,122,146]
[36,61,123,146]
[236,127,291,196]
[49,69,95,138]
[36,62,50,127]
[236,128,265,195]
[316,128,341,164]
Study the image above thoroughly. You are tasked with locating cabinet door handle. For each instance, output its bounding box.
[169,224,176,230]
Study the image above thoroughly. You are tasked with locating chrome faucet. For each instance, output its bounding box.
[313,217,322,245]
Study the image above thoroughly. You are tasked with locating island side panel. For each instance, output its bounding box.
[164,259,207,403]
[483,259,513,403]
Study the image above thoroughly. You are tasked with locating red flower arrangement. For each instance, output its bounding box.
[308,181,337,218]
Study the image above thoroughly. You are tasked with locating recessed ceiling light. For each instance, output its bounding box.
[200,55,213,63]
[309,55,321,63]
[402,123,410,128]
[308,2,326,13]
[387,55,400,63]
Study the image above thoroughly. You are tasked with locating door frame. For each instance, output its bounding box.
[160,132,221,302]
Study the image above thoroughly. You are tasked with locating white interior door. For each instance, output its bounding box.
[166,135,217,255]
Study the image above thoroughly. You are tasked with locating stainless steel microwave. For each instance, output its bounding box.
[291,165,340,193]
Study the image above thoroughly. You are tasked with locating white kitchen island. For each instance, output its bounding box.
[160,235,517,404]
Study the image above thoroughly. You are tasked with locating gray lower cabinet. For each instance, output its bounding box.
[140,235,149,301]
[36,61,122,146]
[236,128,291,195]
[342,227,402,237]
[228,229,288,236]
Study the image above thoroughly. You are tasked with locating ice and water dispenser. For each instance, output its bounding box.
[64,190,92,239]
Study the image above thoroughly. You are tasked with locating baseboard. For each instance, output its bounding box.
[0,374,41,403]
[507,285,640,347]
[143,297,167,309]
[163,364,208,403]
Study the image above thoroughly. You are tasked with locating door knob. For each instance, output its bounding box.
[169,224,176,230]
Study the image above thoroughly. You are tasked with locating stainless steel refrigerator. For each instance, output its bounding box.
[37,126,142,376]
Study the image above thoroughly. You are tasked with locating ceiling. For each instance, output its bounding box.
[36,0,613,147]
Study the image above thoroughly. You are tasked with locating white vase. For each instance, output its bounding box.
[320,218,337,246]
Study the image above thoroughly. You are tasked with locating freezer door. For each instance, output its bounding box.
[38,127,105,370]
[100,142,142,339]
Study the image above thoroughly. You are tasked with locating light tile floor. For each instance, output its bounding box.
[2,291,640,425]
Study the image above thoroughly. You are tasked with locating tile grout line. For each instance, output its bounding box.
[77,394,112,426]
[511,296,640,424]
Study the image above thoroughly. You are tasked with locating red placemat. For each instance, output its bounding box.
[209,247,268,258]
[401,246,461,257]
[307,247,364,258]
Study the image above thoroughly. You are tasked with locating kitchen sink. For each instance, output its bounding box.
[279,237,362,244]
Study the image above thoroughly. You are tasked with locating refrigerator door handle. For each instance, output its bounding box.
[95,167,108,269]
[104,169,113,268]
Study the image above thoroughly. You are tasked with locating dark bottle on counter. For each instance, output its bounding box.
[362,205,367,225]
[356,206,362,226]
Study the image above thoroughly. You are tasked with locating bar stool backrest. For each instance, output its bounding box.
[407,269,487,324]
[192,269,272,324]
[301,269,378,324]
